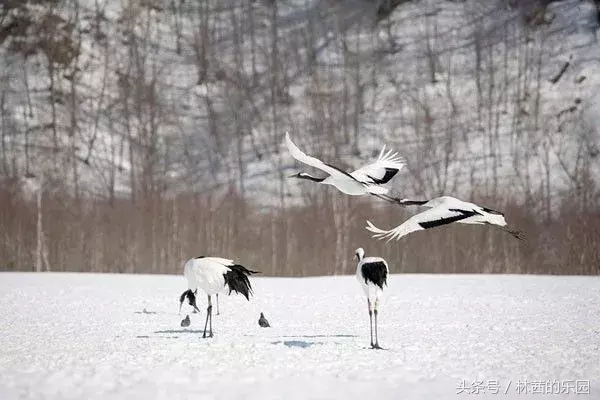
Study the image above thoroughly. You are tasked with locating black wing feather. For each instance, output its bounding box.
[367,167,399,184]
[418,209,477,229]
[361,261,388,289]
[223,264,260,301]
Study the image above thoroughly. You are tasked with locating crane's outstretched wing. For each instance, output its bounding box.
[366,207,476,241]
[285,132,354,179]
[350,146,406,185]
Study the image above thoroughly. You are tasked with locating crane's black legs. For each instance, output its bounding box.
[373,299,382,349]
[209,295,213,336]
[203,295,214,338]
[216,294,220,315]
[373,310,380,348]
[501,226,524,240]
[367,299,381,350]
[368,299,374,348]
[485,222,523,241]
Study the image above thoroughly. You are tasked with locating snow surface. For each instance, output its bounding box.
[1,272,599,399]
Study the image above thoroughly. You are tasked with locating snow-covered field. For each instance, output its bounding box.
[1,272,599,399]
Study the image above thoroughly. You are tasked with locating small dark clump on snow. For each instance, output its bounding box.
[259,312,270,327]
[181,315,191,327]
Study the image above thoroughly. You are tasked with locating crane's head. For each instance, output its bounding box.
[179,289,200,314]
[354,247,365,261]
[288,172,325,182]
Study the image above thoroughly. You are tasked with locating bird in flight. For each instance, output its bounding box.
[285,132,406,204]
[366,196,523,241]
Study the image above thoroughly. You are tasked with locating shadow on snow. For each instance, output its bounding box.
[154,329,205,334]
[134,309,158,314]
[281,334,357,338]
[271,340,323,348]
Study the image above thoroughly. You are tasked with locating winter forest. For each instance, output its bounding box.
[0,0,599,276]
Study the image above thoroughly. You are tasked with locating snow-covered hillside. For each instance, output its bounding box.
[1,0,599,208]
[1,272,598,399]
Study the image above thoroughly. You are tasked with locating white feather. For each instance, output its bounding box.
[285,132,349,179]
[184,257,231,295]
[350,146,406,184]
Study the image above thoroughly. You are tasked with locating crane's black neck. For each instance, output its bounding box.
[295,173,325,183]
[400,199,429,206]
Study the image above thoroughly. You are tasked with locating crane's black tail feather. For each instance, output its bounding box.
[224,265,260,301]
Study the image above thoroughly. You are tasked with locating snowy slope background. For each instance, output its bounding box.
[1,0,599,206]
[1,272,599,399]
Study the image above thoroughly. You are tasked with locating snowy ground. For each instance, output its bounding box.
[1,272,599,399]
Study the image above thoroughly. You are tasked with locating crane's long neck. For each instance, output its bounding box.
[296,173,326,183]
[356,249,365,261]
[399,199,429,206]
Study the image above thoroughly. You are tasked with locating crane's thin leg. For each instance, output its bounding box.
[203,295,213,338]
[216,294,220,315]
[501,226,523,240]
[368,299,374,348]
[208,295,214,337]
[486,222,523,241]
[373,299,382,349]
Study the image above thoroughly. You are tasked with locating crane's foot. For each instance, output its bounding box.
[371,343,383,350]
